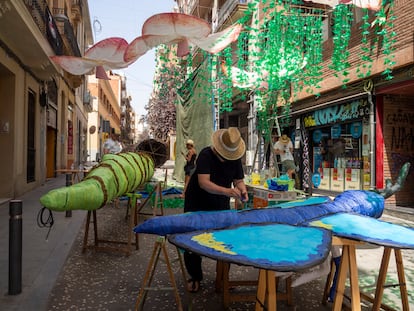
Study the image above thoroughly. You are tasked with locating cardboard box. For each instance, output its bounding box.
[251,186,297,208]
[330,168,344,192]
[344,169,361,190]
[318,168,331,190]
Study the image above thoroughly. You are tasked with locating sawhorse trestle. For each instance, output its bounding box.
[136,181,164,220]
[82,192,141,256]
[134,236,186,311]
[214,261,293,310]
[324,237,410,311]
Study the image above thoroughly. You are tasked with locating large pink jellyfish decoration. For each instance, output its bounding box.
[50,37,132,80]
[126,12,242,59]
[51,13,242,80]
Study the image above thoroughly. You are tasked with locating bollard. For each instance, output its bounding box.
[9,200,22,295]
[65,174,72,217]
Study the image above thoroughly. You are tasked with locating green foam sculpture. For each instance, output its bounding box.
[40,152,155,212]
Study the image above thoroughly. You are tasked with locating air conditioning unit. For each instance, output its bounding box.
[83,91,91,104]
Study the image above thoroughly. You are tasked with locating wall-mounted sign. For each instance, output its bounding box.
[303,98,369,128]
[350,121,362,138]
[67,120,73,155]
[312,173,321,188]
[313,130,322,143]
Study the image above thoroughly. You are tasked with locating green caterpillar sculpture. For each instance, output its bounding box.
[40,152,155,212]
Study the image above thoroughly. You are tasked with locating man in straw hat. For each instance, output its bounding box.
[274,129,296,179]
[183,127,248,293]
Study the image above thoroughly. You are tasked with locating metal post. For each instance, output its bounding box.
[65,174,72,217]
[367,91,376,190]
[9,200,22,295]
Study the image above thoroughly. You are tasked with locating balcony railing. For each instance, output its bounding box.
[214,0,249,31]
[24,0,64,55]
[63,18,81,56]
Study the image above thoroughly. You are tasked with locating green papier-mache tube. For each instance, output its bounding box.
[40,152,155,212]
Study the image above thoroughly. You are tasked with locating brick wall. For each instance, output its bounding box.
[382,95,414,207]
[298,0,414,98]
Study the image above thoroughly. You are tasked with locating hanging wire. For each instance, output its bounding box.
[93,17,102,41]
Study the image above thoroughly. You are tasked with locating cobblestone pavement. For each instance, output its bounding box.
[46,199,414,311]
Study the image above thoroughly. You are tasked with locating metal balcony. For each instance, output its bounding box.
[52,8,81,57]
[0,0,62,79]
[214,0,249,31]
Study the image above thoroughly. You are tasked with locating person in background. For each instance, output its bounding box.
[273,130,296,179]
[183,127,248,293]
[103,132,122,155]
[180,139,197,198]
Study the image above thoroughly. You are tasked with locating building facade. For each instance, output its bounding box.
[289,0,414,207]
[87,71,123,162]
[0,0,93,199]
[175,0,414,208]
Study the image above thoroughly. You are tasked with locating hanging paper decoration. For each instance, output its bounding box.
[329,4,353,84]
[51,13,242,79]
[207,0,395,120]
[372,1,396,80]
[126,13,242,60]
[50,37,133,80]
[356,8,373,78]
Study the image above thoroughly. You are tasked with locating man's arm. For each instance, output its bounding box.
[198,174,243,199]
[233,179,248,202]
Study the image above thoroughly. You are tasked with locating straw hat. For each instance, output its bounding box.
[212,127,246,160]
[186,139,194,146]
[279,134,290,144]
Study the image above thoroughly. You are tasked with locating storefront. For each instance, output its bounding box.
[299,96,373,192]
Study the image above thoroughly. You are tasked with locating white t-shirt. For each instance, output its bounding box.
[274,140,294,162]
[103,138,122,154]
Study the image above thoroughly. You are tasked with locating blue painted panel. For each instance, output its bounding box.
[309,213,414,249]
[169,223,332,272]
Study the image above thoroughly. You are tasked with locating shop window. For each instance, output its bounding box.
[310,121,370,192]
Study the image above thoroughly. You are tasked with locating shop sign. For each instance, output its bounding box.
[331,124,341,139]
[68,120,73,155]
[303,99,369,127]
[350,122,362,138]
[312,173,321,188]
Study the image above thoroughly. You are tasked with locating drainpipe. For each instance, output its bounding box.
[366,83,376,190]
[247,94,257,173]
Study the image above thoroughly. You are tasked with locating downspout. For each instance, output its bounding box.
[247,0,261,174]
[365,80,376,190]
[247,94,256,173]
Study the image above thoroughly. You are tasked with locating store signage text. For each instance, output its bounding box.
[385,109,414,152]
[303,99,369,127]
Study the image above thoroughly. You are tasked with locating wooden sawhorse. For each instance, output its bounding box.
[136,181,164,219]
[215,261,292,310]
[255,269,293,311]
[82,192,141,256]
[325,237,410,311]
[134,236,186,311]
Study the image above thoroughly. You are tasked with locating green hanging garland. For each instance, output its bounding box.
[329,4,353,85]
[356,8,373,79]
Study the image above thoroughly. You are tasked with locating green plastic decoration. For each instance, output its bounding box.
[157,0,395,137]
